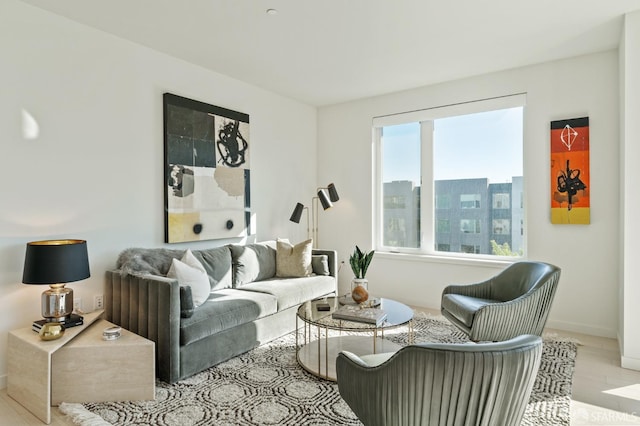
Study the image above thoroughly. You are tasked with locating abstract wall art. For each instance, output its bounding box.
[550,116,590,224]
[163,93,251,243]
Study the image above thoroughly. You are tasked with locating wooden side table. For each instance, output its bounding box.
[7,310,155,424]
[51,318,155,405]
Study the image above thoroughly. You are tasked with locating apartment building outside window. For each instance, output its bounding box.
[375,94,525,258]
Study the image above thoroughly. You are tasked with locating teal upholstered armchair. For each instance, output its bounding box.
[336,335,543,426]
[441,261,561,342]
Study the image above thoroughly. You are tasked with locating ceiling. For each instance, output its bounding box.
[19,0,640,106]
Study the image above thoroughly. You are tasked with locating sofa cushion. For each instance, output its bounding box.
[238,275,335,311]
[276,239,313,278]
[230,242,277,287]
[167,249,211,308]
[180,286,195,318]
[312,254,330,276]
[180,289,278,346]
[191,246,233,290]
[441,294,500,327]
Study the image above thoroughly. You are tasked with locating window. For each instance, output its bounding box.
[461,244,481,254]
[460,194,481,209]
[461,219,481,234]
[384,217,407,247]
[384,195,406,209]
[492,219,510,235]
[437,219,450,233]
[436,194,450,209]
[493,193,510,209]
[375,94,525,258]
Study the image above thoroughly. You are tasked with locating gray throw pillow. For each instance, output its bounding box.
[192,246,233,290]
[180,286,195,318]
[230,242,277,286]
[312,254,330,276]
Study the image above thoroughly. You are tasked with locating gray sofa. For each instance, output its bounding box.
[104,241,337,383]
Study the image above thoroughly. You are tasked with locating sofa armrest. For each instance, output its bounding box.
[312,249,338,294]
[105,270,181,383]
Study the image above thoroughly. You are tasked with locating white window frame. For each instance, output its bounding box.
[373,93,526,258]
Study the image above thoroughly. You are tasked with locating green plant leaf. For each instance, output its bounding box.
[348,245,375,279]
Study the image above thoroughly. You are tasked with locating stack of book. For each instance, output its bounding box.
[332,305,387,326]
[32,313,84,333]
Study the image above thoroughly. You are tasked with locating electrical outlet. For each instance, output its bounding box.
[73,297,82,312]
[94,295,104,310]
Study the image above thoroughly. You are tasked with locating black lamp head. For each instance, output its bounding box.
[327,183,339,202]
[318,189,333,210]
[289,203,305,223]
[22,239,90,285]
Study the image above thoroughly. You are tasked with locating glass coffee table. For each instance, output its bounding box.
[296,296,414,381]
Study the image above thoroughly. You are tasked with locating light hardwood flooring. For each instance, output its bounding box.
[2,307,640,425]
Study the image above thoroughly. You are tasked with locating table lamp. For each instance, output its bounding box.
[22,239,90,322]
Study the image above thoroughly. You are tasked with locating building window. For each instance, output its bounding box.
[436,194,450,209]
[384,195,406,209]
[460,194,481,209]
[492,219,510,235]
[461,219,481,234]
[375,94,525,257]
[437,219,450,233]
[493,193,510,209]
[461,244,481,254]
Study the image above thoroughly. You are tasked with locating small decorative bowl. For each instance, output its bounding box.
[103,326,122,341]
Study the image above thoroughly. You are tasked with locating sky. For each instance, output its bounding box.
[382,107,523,185]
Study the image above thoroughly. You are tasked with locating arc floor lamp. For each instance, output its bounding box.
[290,183,339,248]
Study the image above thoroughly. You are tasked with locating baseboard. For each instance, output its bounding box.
[617,330,640,371]
[545,319,617,339]
[621,356,640,371]
[0,374,6,390]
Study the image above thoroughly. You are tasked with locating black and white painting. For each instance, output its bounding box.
[164,93,251,243]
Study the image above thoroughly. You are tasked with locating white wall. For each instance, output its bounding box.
[621,11,640,369]
[318,50,621,338]
[0,1,317,387]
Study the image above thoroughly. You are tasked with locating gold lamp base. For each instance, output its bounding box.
[41,284,73,322]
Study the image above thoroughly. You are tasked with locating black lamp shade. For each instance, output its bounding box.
[23,239,90,285]
[327,183,339,202]
[318,189,333,210]
[290,203,305,223]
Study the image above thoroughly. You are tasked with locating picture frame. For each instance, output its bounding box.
[550,117,590,224]
[163,93,251,243]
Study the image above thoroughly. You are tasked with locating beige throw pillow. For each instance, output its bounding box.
[276,239,313,278]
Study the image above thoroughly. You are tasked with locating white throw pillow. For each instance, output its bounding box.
[276,239,313,278]
[167,250,210,308]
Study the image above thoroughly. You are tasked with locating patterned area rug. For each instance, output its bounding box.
[60,314,577,426]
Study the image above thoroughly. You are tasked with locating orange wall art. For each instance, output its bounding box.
[550,117,590,224]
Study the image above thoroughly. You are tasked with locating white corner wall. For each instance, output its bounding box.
[318,51,620,339]
[620,11,640,370]
[0,0,317,387]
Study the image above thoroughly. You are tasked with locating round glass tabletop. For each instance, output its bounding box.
[297,296,413,332]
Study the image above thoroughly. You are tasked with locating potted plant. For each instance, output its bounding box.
[349,246,375,303]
